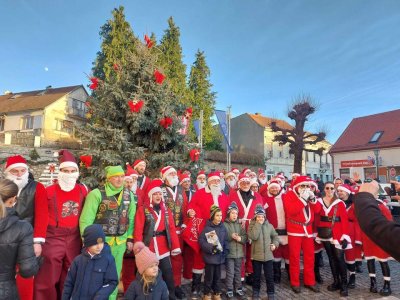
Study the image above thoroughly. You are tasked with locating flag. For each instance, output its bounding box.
[215,109,233,152]
[193,119,201,142]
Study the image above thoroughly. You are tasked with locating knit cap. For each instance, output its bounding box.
[254,204,266,217]
[227,201,239,216]
[105,165,124,179]
[133,242,159,274]
[83,224,106,248]
[210,204,221,220]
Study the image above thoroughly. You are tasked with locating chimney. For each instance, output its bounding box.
[46,85,52,89]
[4,90,12,95]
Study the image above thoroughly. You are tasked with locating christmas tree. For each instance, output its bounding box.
[80,33,198,188]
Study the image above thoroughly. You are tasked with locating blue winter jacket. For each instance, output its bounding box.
[124,272,169,300]
[62,243,118,300]
[199,220,229,265]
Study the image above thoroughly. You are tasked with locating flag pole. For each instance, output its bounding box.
[227,106,231,172]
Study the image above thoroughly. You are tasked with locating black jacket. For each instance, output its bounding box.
[199,220,229,265]
[124,272,169,300]
[354,192,400,261]
[0,208,39,300]
[62,243,118,300]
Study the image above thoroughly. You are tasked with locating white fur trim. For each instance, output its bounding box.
[268,182,281,190]
[337,186,351,194]
[148,187,162,199]
[171,248,182,256]
[208,175,220,182]
[59,161,79,170]
[162,167,176,180]
[5,163,28,173]
[33,237,45,243]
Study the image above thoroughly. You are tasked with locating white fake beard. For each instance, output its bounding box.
[167,175,179,187]
[210,184,221,204]
[58,172,79,192]
[259,178,267,185]
[220,180,226,191]
[131,182,138,193]
[196,180,207,189]
[227,179,236,188]
[6,172,29,192]
[240,186,251,192]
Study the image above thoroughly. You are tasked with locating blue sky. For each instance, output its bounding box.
[1,0,400,143]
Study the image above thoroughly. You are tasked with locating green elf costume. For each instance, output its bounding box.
[80,165,137,299]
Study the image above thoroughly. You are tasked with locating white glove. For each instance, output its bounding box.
[300,190,310,201]
[308,191,315,201]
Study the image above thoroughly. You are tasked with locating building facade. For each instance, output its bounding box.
[227,113,333,181]
[330,109,400,183]
[0,85,88,148]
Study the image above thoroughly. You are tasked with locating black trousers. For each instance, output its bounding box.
[204,264,222,294]
[159,256,176,300]
[252,260,274,295]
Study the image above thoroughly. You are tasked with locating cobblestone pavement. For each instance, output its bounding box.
[178,255,400,300]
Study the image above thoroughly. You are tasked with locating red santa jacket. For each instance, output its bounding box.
[264,190,288,245]
[283,190,317,238]
[137,175,151,194]
[346,203,362,245]
[134,202,181,260]
[26,181,49,243]
[45,183,88,230]
[315,198,351,249]
[361,199,393,261]
[228,189,263,230]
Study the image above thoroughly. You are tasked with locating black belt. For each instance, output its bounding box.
[276,229,287,235]
[288,219,310,226]
[153,230,167,237]
[320,216,341,222]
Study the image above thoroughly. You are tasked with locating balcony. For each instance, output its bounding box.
[67,107,86,120]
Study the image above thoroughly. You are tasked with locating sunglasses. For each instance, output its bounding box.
[299,184,310,188]
[325,187,335,190]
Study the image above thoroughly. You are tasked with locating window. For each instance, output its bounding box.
[21,115,34,130]
[55,119,73,134]
[0,117,4,131]
[72,99,84,110]
[369,131,383,143]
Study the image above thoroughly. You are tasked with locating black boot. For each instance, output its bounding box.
[336,248,348,297]
[285,263,290,281]
[379,261,391,296]
[314,253,323,284]
[267,293,275,300]
[273,261,281,284]
[367,259,377,293]
[346,263,356,289]
[380,281,391,296]
[245,273,253,286]
[325,243,340,291]
[191,273,202,299]
[355,261,363,273]
[252,290,260,300]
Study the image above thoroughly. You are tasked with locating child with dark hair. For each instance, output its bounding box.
[199,205,229,300]
[62,224,118,300]
[248,204,279,300]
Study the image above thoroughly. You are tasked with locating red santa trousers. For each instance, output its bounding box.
[288,235,315,287]
[16,274,34,300]
[34,226,81,300]
[192,250,205,274]
[121,252,137,292]
[171,233,184,286]
[183,242,194,279]
[273,244,290,263]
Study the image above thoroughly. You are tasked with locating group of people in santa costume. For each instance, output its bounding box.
[2,152,397,300]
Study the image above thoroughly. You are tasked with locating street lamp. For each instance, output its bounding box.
[373,148,380,180]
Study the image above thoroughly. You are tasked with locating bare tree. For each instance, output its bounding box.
[270,95,326,174]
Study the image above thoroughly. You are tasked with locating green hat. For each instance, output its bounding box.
[105,165,124,179]
[210,205,221,220]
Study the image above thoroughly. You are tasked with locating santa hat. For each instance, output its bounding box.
[197,170,206,179]
[227,201,239,216]
[130,169,139,178]
[160,166,176,180]
[292,175,312,190]
[4,155,28,173]
[224,171,235,179]
[268,180,281,190]
[291,173,300,179]
[147,179,163,199]
[238,173,251,184]
[250,179,259,187]
[54,150,78,170]
[338,184,353,195]
[276,173,285,181]
[207,171,220,182]
[231,168,239,173]
[179,173,190,185]
[310,180,318,190]
[254,204,265,217]
[249,171,257,178]
[133,242,159,275]
[258,168,265,176]
[125,163,135,179]
[133,159,146,170]
[241,168,251,175]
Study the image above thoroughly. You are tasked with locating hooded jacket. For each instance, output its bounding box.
[199,219,229,265]
[0,208,39,300]
[223,217,247,258]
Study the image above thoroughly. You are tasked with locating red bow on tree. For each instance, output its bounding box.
[154,70,166,84]
[189,149,200,162]
[89,77,99,90]
[160,117,173,129]
[113,63,120,71]
[185,107,193,118]
[128,100,144,113]
[80,155,93,168]
[84,101,91,108]
[144,34,154,49]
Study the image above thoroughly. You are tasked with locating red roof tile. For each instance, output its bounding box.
[0,85,85,114]
[247,113,293,130]
[330,109,400,153]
